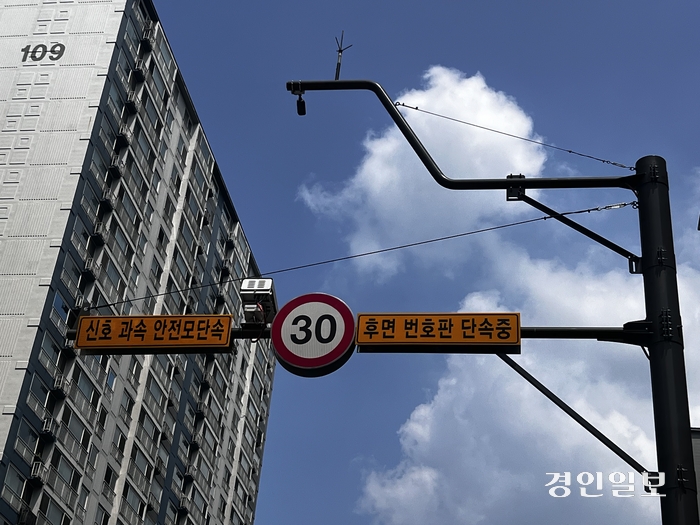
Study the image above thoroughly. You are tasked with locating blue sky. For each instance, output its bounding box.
[155,1,700,524]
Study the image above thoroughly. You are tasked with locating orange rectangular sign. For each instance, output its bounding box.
[356,313,520,345]
[76,315,232,350]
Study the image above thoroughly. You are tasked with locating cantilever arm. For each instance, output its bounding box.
[286,79,638,191]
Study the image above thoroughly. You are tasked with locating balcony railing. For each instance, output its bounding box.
[135,425,157,458]
[119,404,133,428]
[154,456,166,478]
[67,381,98,426]
[102,480,116,505]
[111,443,124,465]
[49,308,68,337]
[60,269,80,300]
[122,170,148,213]
[151,360,170,390]
[1,485,23,513]
[84,356,107,387]
[143,390,164,421]
[176,444,188,466]
[46,464,78,509]
[38,350,60,379]
[160,425,173,444]
[71,232,88,262]
[114,204,140,241]
[84,455,96,481]
[199,435,217,465]
[127,459,150,496]
[80,195,99,225]
[56,423,89,468]
[96,270,125,306]
[14,436,35,466]
[26,391,49,420]
[147,492,160,513]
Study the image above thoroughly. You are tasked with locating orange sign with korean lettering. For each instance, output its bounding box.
[76,315,233,350]
[356,313,520,346]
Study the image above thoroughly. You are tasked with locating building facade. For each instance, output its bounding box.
[0,1,274,524]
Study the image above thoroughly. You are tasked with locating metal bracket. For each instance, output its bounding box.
[506,174,526,201]
[288,81,305,96]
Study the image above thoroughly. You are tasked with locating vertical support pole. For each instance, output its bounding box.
[636,155,698,525]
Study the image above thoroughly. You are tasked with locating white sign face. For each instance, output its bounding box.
[271,293,355,377]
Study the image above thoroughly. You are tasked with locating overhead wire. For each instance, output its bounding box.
[393,101,635,171]
[95,201,637,311]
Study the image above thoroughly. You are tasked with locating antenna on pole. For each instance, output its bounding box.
[334,31,352,81]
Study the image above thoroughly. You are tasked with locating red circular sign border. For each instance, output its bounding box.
[271,293,355,371]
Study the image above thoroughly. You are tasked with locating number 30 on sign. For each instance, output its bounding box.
[271,293,356,377]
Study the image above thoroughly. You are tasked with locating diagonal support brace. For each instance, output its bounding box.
[508,188,641,273]
[497,353,648,474]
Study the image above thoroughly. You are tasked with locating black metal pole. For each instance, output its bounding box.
[636,156,698,525]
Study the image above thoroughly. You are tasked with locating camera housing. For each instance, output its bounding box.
[240,278,278,326]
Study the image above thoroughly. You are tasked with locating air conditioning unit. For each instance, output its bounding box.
[74,294,85,310]
[140,21,156,52]
[108,154,125,178]
[125,91,142,114]
[131,59,147,83]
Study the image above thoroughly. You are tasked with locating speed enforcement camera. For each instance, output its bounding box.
[240,278,277,326]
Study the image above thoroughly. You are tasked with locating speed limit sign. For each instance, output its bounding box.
[271,293,356,377]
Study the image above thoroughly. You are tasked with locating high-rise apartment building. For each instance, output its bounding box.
[0,1,275,524]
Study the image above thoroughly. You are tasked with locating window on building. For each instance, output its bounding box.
[28,375,51,411]
[3,465,28,505]
[123,481,145,515]
[52,291,71,323]
[124,19,139,56]
[106,368,117,392]
[72,366,100,408]
[139,408,158,441]
[50,448,81,491]
[95,505,109,525]
[77,485,89,520]
[120,391,135,419]
[119,187,140,226]
[40,332,62,370]
[131,444,152,478]
[128,356,143,384]
[39,493,71,525]
[107,81,124,120]
[17,419,39,456]
[158,38,172,70]
[61,406,91,449]
[156,227,167,253]
[97,406,108,436]
[146,372,164,407]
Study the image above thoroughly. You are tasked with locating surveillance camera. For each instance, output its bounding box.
[240,278,278,326]
[297,95,306,116]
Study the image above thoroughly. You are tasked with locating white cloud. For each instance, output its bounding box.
[298,66,547,279]
[358,245,660,525]
[354,223,700,525]
[299,66,699,524]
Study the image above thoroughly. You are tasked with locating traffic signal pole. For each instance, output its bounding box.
[285,80,699,525]
[636,156,697,524]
